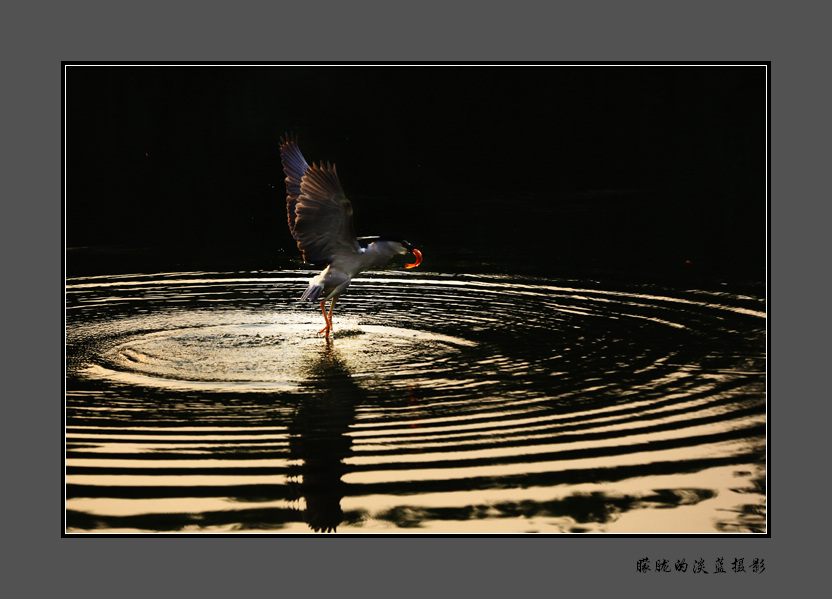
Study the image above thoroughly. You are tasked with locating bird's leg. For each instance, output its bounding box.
[318,298,338,338]
[318,300,330,337]
[327,297,337,335]
[316,298,338,338]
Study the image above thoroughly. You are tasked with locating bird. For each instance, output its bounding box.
[279,134,423,339]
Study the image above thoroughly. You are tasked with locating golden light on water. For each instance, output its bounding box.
[67,273,766,534]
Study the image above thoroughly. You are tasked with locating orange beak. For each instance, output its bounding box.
[405,248,423,269]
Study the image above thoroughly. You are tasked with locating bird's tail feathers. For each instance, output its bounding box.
[301,284,325,302]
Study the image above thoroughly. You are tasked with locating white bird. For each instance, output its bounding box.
[279,134,423,339]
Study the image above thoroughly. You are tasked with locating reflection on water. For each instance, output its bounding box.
[65,272,766,534]
[288,345,359,533]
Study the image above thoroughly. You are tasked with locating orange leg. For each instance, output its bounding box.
[318,297,337,338]
[318,300,329,337]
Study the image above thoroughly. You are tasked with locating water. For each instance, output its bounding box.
[65,270,766,534]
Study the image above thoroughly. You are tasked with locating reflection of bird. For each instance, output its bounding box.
[279,134,423,339]
[288,344,360,532]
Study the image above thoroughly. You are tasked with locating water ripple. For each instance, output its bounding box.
[66,271,766,533]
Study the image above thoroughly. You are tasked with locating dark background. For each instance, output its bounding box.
[65,64,766,286]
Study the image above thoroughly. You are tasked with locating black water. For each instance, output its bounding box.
[65,269,766,534]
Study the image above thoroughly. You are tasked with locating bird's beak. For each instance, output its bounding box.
[405,248,423,269]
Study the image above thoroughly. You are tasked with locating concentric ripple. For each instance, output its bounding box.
[66,271,766,534]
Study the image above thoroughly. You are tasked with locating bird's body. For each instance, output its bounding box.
[279,135,422,338]
[301,237,411,301]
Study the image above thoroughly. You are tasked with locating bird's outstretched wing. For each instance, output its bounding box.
[279,133,308,234]
[279,134,359,265]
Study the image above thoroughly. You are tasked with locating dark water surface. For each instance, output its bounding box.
[65,270,766,534]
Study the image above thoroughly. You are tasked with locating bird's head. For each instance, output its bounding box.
[357,236,423,269]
